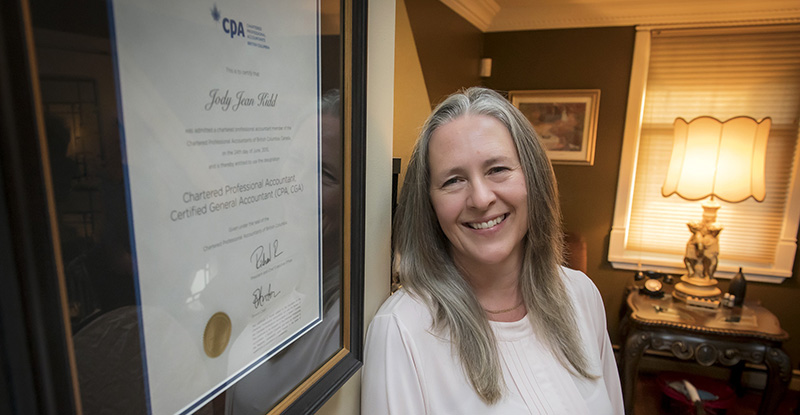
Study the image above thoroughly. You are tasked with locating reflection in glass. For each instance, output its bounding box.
[225,89,342,415]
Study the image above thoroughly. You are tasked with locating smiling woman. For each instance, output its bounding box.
[362,87,623,414]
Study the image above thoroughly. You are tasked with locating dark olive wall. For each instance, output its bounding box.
[482,27,800,365]
[483,26,636,345]
[403,0,483,107]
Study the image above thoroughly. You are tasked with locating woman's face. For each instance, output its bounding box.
[428,114,528,272]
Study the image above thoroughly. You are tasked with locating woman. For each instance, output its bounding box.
[362,87,622,414]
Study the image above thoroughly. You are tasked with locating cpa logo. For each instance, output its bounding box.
[211,4,246,39]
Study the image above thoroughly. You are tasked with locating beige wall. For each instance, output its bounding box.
[315,0,395,413]
[403,0,483,106]
[392,0,431,192]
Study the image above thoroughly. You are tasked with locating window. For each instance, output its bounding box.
[609,24,800,283]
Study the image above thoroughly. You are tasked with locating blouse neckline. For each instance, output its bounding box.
[489,314,533,342]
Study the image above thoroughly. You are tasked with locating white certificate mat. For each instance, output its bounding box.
[109,1,321,413]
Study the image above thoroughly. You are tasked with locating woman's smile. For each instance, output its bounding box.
[465,213,508,230]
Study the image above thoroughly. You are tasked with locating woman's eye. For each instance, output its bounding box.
[488,166,509,174]
[442,177,461,187]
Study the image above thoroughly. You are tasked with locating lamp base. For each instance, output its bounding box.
[674,275,722,305]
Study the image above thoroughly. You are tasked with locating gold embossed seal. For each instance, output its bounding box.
[203,312,232,358]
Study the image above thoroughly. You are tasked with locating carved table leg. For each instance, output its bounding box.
[758,347,791,415]
[728,361,745,396]
[620,331,651,415]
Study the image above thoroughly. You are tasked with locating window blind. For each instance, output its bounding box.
[627,25,800,265]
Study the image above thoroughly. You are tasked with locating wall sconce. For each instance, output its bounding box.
[661,116,771,303]
[479,58,492,78]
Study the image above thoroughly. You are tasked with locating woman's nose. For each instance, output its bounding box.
[467,178,496,209]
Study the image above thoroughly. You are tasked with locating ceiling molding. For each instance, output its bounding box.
[441,0,800,32]
[439,0,500,32]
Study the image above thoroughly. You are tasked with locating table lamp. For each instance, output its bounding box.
[661,116,771,303]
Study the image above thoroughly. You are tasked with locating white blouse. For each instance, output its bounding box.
[361,267,623,415]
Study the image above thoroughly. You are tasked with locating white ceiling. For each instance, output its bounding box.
[440,0,800,32]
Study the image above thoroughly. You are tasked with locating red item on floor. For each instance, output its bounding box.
[657,372,736,414]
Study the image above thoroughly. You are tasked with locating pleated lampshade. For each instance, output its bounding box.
[662,116,771,203]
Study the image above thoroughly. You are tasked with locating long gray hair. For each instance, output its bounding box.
[393,87,595,403]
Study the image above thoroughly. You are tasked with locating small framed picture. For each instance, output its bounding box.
[509,89,600,166]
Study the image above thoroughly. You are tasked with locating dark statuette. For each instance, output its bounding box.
[728,267,747,307]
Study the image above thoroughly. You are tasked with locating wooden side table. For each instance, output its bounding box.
[619,288,791,415]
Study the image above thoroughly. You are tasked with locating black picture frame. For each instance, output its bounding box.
[0,0,367,413]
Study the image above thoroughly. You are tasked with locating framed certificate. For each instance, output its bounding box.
[1,0,365,413]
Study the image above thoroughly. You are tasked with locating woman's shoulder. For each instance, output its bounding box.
[371,288,433,329]
[559,266,603,303]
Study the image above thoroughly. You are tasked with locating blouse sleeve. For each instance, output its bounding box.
[361,313,426,415]
[587,279,624,414]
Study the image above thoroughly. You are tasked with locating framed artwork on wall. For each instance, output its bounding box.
[509,89,600,166]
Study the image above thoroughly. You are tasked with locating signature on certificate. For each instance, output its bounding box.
[252,284,281,309]
[250,239,283,270]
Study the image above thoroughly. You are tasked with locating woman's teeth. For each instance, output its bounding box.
[468,215,505,229]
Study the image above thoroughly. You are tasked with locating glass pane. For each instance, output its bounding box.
[30,0,344,412]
